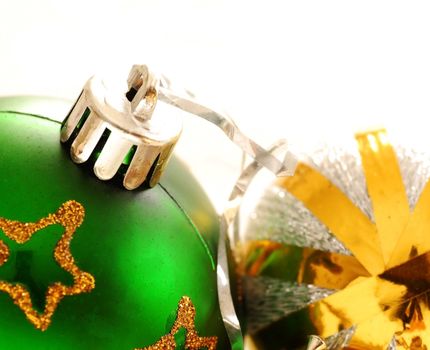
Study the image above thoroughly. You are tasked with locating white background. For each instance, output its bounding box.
[1,0,430,211]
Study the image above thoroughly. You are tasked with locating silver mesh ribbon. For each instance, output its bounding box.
[394,143,430,210]
[247,186,351,255]
[305,141,374,221]
[244,276,334,333]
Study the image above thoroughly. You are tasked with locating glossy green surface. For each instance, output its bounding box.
[0,108,229,349]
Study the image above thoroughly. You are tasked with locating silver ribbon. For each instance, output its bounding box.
[218,141,289,349]
[158,78,297,349]
[158,81,297,178]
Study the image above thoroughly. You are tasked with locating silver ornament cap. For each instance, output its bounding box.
[60,65,182,189]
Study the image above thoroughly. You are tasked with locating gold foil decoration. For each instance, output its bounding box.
[356,130,410,266]
[298,246,370,290]
[137,296,218,350]
[0,200,95,331]
[243,240,370,290]
[281,162,384,275]
[388,178,430,269]
[266,129,430,349]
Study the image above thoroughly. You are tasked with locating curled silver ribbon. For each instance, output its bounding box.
[218,141,289,349]
[158,78,298,349]
[158,79,297,178]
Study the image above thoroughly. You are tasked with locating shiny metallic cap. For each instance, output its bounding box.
[61,65,181,189]
[61,64,297,191]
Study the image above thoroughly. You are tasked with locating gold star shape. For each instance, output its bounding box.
[270,129,430,349]
[137,296,218,350]
[0,200,95,331]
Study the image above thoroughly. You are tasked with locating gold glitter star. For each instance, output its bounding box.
[137,296,218,350]
[0,200,95,331]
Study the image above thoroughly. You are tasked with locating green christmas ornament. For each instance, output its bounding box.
[0,65,297,350]
[0,66,234,349]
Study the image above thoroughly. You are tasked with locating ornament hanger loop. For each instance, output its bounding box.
[126,65,159,121]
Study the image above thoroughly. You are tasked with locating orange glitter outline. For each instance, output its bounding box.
[137,296,218,350]
[0,200,95,331]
